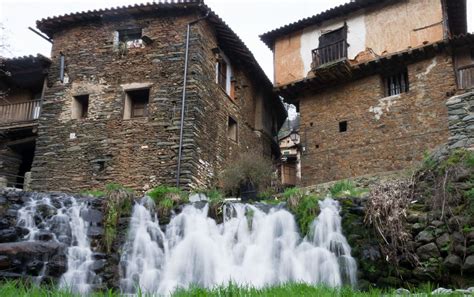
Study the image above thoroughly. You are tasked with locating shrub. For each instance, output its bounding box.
[220,152,273,196]
[147,185,188,218]
[329,180,368,198]
[102,183,134,253]
[283,188,321,236]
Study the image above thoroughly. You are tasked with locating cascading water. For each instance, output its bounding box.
[16,194,97,294]
[120,197,357,295]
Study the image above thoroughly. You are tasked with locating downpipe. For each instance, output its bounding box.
[176,11,210,188]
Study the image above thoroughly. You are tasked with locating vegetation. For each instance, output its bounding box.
[102,183,134,253]
[147,185,188,219]
[220,152,273,196]
[283,187,322,236]
[0,281,468,297]
[329,180,368,198]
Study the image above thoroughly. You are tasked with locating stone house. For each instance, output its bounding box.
[7,0,286,192]
[0,55,51,188]
[261,0,474,185]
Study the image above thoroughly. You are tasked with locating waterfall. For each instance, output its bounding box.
[16,194,97,294]
[120,197,357,295]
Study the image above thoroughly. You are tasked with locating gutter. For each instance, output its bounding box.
[176,11,210,188]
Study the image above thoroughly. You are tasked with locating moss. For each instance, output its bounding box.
[80,189,106,197]
[439,149,474,173]
[147,185,188,220]
[245,208,255,230]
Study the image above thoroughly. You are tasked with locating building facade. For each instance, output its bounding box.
[20,1,285,192]
[0,55,50,188]
[261,0,473,185]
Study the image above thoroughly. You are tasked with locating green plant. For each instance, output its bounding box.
[147,185,188,219]
[80,189,105,197]
[283,188,321,236]
[245,207,255,230]
[103,183,134,253]
[220,152,273,196]
[329,180,367,198]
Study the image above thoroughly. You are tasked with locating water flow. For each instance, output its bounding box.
[16,194,97,294]
[121,197,357,295]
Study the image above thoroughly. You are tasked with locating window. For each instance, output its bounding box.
[228,117,238,142]
[124,89,149,119]
[384,69,409,96]
[118,28,143,48]
[217,59,227,90]
[339,121,347,133]
[72,95,89,119]
[214,49,234,98]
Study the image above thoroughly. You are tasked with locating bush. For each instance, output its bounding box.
[220,152,273,196]
[102,183,134,253]
[283,188,321,236]
[147,185,188,219]
[329,180,367,198]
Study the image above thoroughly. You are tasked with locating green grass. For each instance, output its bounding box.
[1,281,471,297]
[329,180,368,198]
[283,188,322,236]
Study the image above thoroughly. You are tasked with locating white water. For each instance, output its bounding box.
[120,197,357,295]
[16,195,97,294]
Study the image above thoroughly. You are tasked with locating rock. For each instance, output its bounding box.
[443,254,462,271]
[0,228,18,243]
[87,226,104,238]
[416,230,435,244]
[189,193,208,203]
[81,208,103,223]
[412,223,425,233]
[431,220,444,227]
[37,230,54,241]
[47,254,67,277]
[436,233,451,250]
[395,288,410,295]
[26,260,44,274]
[0,255,10,269]
[454,244,467,255]
[0,218,10,229]
[416,243,440,261]
[463,255,474,273]
[432,288,452,294]
[91,259,106,272]
[451,232,465,244]
[0,241,66,257]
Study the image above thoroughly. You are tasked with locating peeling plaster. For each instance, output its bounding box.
[369,94,401,120]
[416,57,437,79]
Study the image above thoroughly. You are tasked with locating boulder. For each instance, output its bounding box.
[436,233,451,250]
[416,230,435,244]
[463,255,474,273]
[0,255,10,269]
[416,243,440,261]
[443,254,462,271]
[0,228,18,243]
[80,208,103,223]
[0,241,66,257]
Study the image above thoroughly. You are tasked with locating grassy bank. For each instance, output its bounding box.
[0,281,471,297]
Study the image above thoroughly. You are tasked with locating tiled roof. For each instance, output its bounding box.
[260,0,399,49]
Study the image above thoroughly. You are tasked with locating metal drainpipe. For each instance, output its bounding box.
[176,12,210,188]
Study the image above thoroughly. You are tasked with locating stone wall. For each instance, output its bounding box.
[447,91,474,150]
[299,53,457,185]
[30,11,278,193]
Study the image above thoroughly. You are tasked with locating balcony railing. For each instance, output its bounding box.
[0,99,42,125]
[312,40,348,68]
[458,64,474,90]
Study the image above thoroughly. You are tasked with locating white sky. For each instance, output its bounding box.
[1,0,473,81]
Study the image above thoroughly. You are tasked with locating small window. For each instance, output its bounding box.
[72,95,89,119]
[217,59,227,90]
[118,28,143,48]
[384,69,409,96]
[124,89,149,119]
[339,121,347,133]
[228,117,238,142]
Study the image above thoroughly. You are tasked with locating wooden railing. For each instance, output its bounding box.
[0,100,42,124]
[458,64,474,90]
[312,40,348,68]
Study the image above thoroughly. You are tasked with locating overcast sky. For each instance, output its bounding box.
[1,0,473,81]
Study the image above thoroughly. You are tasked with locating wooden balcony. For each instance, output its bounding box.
[458,64,474,90]
[312,40,348,69]
[0,100,41,127]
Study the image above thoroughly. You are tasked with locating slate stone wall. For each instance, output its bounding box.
[299,53,457,186]
[30,12,276,192]
[446,91,474,150]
